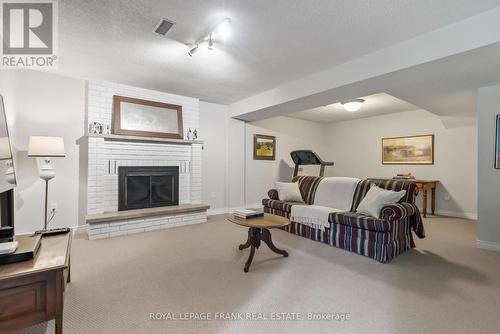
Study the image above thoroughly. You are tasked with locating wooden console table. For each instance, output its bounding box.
[369,178,439,218]
[0,232,72,334]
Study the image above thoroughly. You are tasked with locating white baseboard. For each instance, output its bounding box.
[207,207,226,216]
[477,239,500,253]
[433,209,477,220]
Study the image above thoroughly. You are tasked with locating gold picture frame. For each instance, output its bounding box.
[253,134,276,160]
[382,134,434,165]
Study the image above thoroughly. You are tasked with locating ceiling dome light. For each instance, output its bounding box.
[188,45,198,56]
[342,99,365,112]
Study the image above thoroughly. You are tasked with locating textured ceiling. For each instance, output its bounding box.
[57,0,500,103]
[288,93,419,123]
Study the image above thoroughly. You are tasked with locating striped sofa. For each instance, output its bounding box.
[262,176,425,263]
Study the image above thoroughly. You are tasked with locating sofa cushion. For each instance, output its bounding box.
[351,179,418,211]
[313,177,360,210]
[274,182,303,202]
[356,184,406,218]
[262,199,301,214]
[330,211,392,232]
[292,175,324,204]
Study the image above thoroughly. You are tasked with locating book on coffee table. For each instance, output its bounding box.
[233,208,264,219]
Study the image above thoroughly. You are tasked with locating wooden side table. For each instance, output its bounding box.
[0,232,72,334]
[413,180,439,218]
[227,214,290,272]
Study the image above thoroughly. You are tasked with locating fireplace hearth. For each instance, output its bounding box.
[118,166,179,211]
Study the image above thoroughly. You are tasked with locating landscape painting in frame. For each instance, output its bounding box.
[382,134,434,165]
[254,134,276,160]
[496,115,500,169]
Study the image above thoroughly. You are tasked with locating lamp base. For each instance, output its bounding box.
[39,159,55,181]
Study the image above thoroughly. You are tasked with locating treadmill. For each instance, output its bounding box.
[290,150,334,177]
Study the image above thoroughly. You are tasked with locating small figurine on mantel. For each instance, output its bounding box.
[193,129,198,140]
[187,128,193,140]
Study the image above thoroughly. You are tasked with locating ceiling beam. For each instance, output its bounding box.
[229,7,500,121]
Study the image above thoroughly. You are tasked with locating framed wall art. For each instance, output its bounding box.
[113,95,183,139]
[253,134,276,160]
[382,134,434,165]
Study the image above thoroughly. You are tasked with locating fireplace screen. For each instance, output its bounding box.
[118,166,179,211]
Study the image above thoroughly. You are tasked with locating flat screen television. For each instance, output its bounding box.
[0,95,17,243]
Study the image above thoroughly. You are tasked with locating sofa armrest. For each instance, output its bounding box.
[380,202,418,221]
[268,189,279,200]
[381,203,425,239]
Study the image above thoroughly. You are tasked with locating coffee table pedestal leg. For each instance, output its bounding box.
[262,228,288,257]
[239,227,288,272]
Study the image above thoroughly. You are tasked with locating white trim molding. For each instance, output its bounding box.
[207,207,227,216]
[434,210,477,221]
[477,239,500,253]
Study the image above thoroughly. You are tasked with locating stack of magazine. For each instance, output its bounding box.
[393,173,416,180]
[233,208,264,219]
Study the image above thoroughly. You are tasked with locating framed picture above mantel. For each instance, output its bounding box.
[112,95,184,139]
[382,134,434,165]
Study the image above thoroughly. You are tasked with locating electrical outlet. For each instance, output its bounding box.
[211,192,216,198]
[444,195,451,201]
[50,203,58,212]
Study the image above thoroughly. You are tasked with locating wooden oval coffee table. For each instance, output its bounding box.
[227,214,290,272]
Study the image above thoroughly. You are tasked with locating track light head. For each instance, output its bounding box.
[188,45,198,57]
[208,34,214,50]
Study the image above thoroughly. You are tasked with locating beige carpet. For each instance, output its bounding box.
[19,215,500,334]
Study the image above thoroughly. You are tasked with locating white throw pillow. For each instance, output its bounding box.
[275,182,303,202]
[356,184,406,218]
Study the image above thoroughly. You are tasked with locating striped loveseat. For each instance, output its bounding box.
[262,176,425,263]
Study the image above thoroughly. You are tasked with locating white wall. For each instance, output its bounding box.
[227,118,246,209]
[324,109,477,219]
[477,85,500,251]
[199,102,228,214]
[244,116,327,205]
[0,70,85,233]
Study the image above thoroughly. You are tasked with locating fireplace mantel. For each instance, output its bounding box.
[83,133,204,145]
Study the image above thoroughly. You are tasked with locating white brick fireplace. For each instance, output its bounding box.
[83,81,207,240]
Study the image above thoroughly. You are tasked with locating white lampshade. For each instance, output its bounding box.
[0,137,12,160]
[28,136,65,157]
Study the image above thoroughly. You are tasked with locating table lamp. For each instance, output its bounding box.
[28,136,65,231]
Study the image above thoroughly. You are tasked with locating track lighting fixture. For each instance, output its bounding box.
[187,17,231,56]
